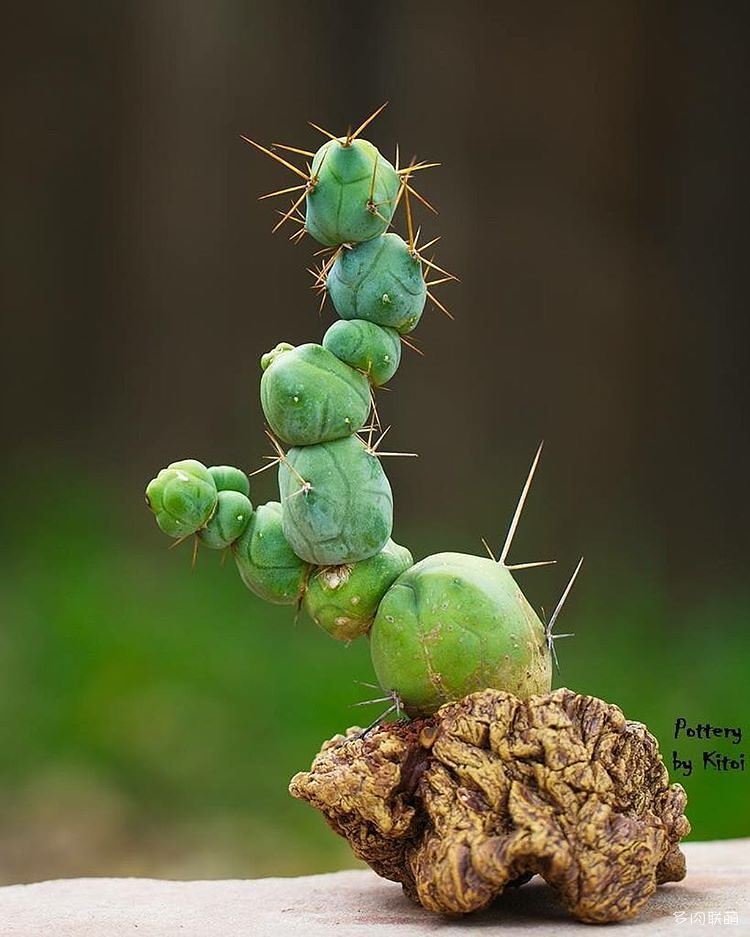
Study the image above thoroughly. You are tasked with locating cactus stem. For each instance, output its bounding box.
[271,142,315,158]
[499,442,544,565]
[240,135,310,181]
[346,101,389,146]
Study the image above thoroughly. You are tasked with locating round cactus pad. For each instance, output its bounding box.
[370,552,552,716]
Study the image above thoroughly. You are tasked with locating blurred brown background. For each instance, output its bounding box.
[1,0,748,883]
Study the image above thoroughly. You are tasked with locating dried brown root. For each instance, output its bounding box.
[289,687,690,924]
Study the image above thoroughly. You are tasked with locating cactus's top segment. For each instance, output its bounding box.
[306,139,400,247]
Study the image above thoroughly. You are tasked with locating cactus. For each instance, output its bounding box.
[304,538,413,641]
[260,342,371,445]
[278,435,393,566]
[322,320,401,387]
[370,554,551,716]
[325,233,426,333]
[199,490,253,550]
[145,460,218,539]
[145,105,581,731]
[233,501,310,605]
[305,139,400,247]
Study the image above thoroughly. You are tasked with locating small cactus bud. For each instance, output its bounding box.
[304,539,413,641]
[260,343,371,446]
[305,138,400,247]
[199,490,253,550]
[327,233,426,333]
[145,459,218,539]
[322,319,402,387]
[279,435,393,566]
[208,465,250,496]
[369,552,552,716]
[260,342,295,372]
[233,501,309,605]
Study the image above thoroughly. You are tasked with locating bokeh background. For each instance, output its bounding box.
[2,1,748,883]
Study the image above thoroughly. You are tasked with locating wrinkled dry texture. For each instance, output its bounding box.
[289,688,690,923]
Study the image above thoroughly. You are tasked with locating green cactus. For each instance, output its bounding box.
[233,501,309,605]
[305,139,400,247]
[199,490,253,550]
[326,234,426,333]
[304,539,413,641]
[145,108,581,736]
[260,342,371,446]
[369,553,552,717]
[278,435,393,566]
[145,460,218,539]
[322,319,401,386]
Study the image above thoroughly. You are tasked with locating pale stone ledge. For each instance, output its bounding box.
[0,839,747,936]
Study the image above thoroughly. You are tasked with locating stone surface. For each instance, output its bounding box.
[0,839,746,936]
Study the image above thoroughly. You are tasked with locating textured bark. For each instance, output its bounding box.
[290,688,690,923]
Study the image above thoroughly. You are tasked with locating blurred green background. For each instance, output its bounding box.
[1,0,748,883]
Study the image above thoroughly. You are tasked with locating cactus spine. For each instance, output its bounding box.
[145,105,581,720]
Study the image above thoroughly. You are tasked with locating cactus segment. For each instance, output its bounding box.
[322,319,401,387]
[199,490,253,550]
[369,552,552,717]
[145,459,218,539]
[279,435,393,566]
[208,465,251,496]
[305,139,400,247]
[304,539,413,641]
[233,501,310,605]
[326,233,426,333]
[260,343,371,446]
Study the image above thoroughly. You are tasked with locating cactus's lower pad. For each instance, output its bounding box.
[289,688,689,924]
